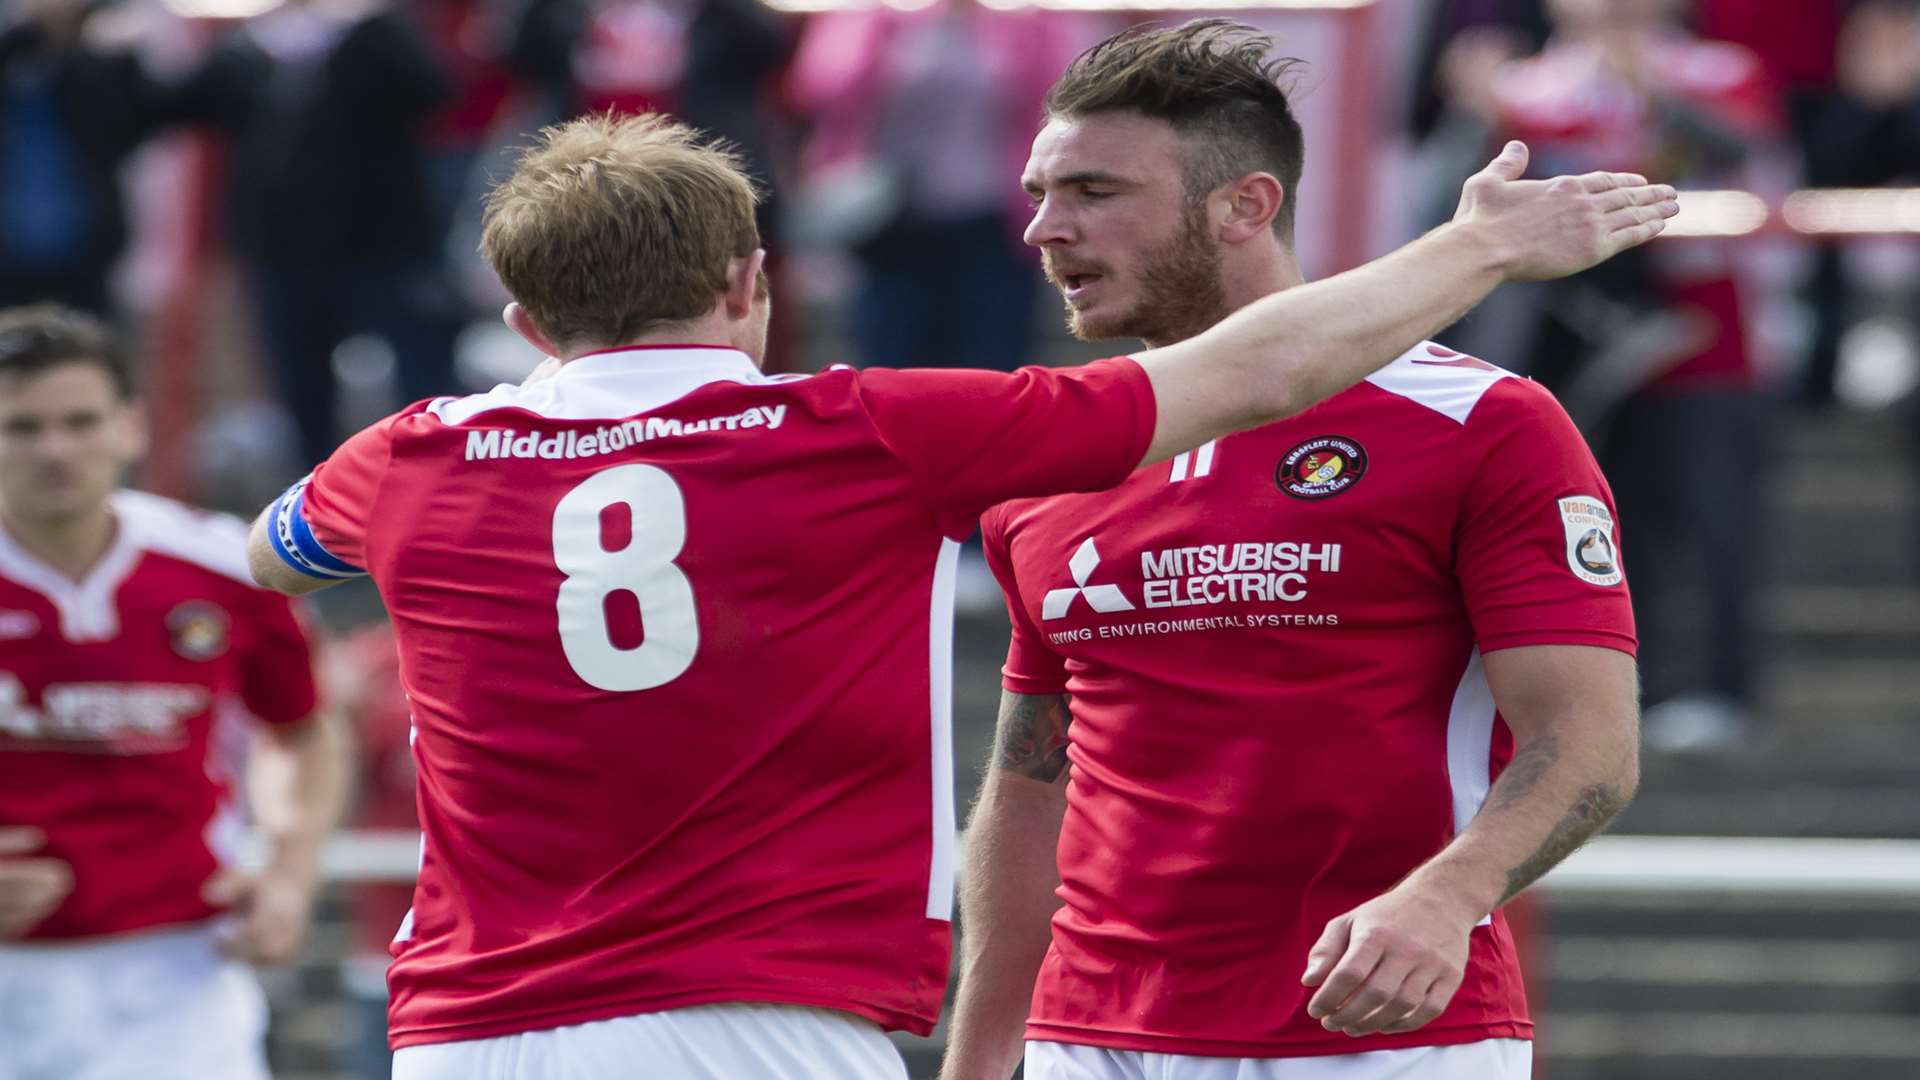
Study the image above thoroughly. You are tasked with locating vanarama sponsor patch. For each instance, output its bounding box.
[1557,495,1622,586]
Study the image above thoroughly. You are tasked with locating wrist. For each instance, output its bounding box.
[265,834,324,890]
[1439,220,1516,286]
[1401,857,1502,926]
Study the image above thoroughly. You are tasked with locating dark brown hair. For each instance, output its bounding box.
[0,304,133,399]
[1045,19,1306,243]
[481,113,762,351]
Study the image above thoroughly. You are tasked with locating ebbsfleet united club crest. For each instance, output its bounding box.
[1557,496,1623,586]
[1277,436,1368,500]
[167,601,231,661]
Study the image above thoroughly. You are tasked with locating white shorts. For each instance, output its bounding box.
[1025,1037,1531,1080]
[392,1002,910,1080]
[0,923,269,1080]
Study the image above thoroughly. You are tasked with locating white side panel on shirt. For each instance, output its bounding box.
[925,538,960,921]
[1445,649,1498,928]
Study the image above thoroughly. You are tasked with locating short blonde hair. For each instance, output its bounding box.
[481,113,761,350]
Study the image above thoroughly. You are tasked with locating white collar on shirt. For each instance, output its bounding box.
[431,345,790,427]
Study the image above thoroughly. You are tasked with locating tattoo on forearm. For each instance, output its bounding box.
[992,693,1072,782]
[1499,781,1626,905]
[1485,734,1560,814]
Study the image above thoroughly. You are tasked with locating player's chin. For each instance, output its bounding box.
[21,485,88,519]
[1063,304,1132,344]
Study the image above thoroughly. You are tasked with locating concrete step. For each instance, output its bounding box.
[1759,586,1920,650]
[1615,783,1920,838]
[1544,892,1920,940]
[1545,936,1920,1014]
[1549,935,1920,987]
[1779,410,1909,459]
[1761,499,1911,585]
[1643,706,1920,774]
[1541,1013,1920,1079]
[1769,657,1920,716]
[1774,460,1911,513]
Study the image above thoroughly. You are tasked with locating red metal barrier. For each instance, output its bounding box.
[140,136,222,502]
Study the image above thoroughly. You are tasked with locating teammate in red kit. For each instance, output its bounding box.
[243,112,1672,1079]
[0,305,347,1078]
[941,22,1642,1080]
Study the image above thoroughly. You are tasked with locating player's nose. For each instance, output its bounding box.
[1024,196,1074,249]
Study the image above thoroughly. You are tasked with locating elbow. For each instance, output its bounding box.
[247,549,275,591]
[1614,745,1641,813]
[244,525,279,591]
[1261,372,1306,426]
[1247,352,1312,428]
[1593,737,1641,834]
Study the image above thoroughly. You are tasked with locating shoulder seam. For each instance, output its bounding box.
[113,492,256,586]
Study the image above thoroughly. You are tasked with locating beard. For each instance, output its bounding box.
[1053,203,1229,346]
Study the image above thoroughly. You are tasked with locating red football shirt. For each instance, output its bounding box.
[982,344,1636,1059]
[268,346,1155,1048]
[0,492,319,939]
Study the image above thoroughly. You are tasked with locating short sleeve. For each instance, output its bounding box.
[264,410,404,580]
[237,591,321,728]
[855,359,1156,539]
[1455,380,1637,656]
[981,507,1069,696]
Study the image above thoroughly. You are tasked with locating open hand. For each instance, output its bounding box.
[1453,141,1679,283]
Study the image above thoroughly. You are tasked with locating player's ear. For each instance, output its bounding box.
[723,249,768,321]
[1218,172,1284,245]
[119,398,149,464]
[503,303,561,358]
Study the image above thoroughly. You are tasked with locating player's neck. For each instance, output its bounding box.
[0,501,118,582]
[568,315,744,363]
[1150,253,1307,349]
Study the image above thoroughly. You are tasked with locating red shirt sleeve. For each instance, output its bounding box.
[237,591,322,728]
[1455,379,1638,656]
[855,359,1157,539]
[302,410,409,568]
[981,505,1070,696]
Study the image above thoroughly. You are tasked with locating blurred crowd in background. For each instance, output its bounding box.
[4,0,1920,1073]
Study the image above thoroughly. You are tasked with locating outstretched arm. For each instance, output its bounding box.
[941,691,1075,1080]
[1132,141,1677,464]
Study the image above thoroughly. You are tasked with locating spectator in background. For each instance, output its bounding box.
[1694,0,1854,406]
[790,0,1093,370]
[505,0,691,119]
[412,0,517,246]
[0,0,171,314]
[1481,0,1783,751]
[177,0,460,470]
[1407,0,1548,146]
[1410,10,1548,368]
[681,0,797,370]
[1791,1,1920,406]
[1799,1,1920,578]
[499,0,801,371]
